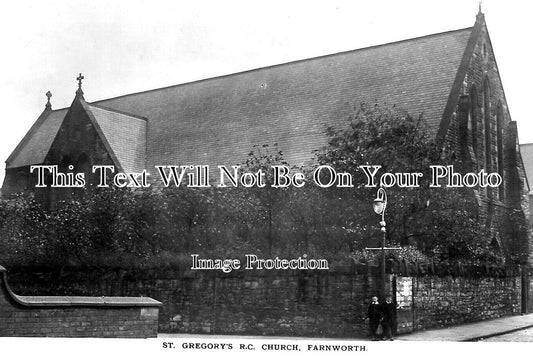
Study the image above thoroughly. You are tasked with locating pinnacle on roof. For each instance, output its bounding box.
[476,1,485,23]
[45,91,52,110]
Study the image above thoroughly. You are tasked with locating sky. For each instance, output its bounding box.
[0,0,531,185]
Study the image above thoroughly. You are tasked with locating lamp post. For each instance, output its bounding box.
[365,187,399,300]
[374,188,387,299]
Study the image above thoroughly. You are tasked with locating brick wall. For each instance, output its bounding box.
[7,266,522,337]
[0,266,161,338]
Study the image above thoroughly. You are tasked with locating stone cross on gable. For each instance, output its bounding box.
[76,73,85,97]
[77,73,84,89]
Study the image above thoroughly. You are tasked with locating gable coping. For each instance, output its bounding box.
[436,16,484,144]
[5,108,53,166]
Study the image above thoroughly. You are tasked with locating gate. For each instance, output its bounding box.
[394,276,414,334]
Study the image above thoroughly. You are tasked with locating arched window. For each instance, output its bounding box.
[77,153,90,173]
[496,102,504,200]
[17,171,29,191]
[59,155,73,171]
[483,78,492,171]
[457,96,469,162]
[468,86,479,159]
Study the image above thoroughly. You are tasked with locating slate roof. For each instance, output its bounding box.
[7,104,146,173]
[6,25,475,173]
[87,104,147,173]
[8,109,68,168]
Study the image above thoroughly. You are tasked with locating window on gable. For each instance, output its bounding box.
[59,155,72,171]
[457,96,469,162]
[483,77,492,172]
[468,86,479,160]
[17,171,29,190]
[483,78,493,199]
[496,102,505,201]
[77,153,90,173]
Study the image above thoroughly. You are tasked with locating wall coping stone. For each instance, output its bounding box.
[0,265,161,308]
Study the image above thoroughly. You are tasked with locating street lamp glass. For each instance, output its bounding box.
[373,198,385,215]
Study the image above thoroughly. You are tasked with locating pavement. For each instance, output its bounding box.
[396,314,533,341]
[160,314,533,342]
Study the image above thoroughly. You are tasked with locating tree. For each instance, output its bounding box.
[0,103,508,269]
[241,144,289,254]
[315,102,502,264]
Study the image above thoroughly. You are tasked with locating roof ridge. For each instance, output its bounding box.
[4,23,474,171]
[93,26,474,105]
[88,103,148,121]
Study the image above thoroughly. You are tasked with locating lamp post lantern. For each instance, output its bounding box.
[366,187,399,300]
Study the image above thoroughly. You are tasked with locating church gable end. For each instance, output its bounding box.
[24,96,120,205]
[449,13,520,202]
[445,13,530,263]
[1,78,148,199]
[45,97,119,185]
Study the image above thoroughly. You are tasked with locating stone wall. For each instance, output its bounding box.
[9,266,378,338]
[6,265,523,337]
[167,269,378,337]
[528,267,533,313]
[0,265,161,338]
[395,274,521,334]
[411,275,521,330]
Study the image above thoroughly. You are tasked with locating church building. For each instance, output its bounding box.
[2,11,531,268]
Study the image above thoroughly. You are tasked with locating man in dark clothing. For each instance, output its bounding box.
[367,296,382,340]
[381,296,397,340]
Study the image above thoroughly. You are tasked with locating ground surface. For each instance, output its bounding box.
[480,327,533,342]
